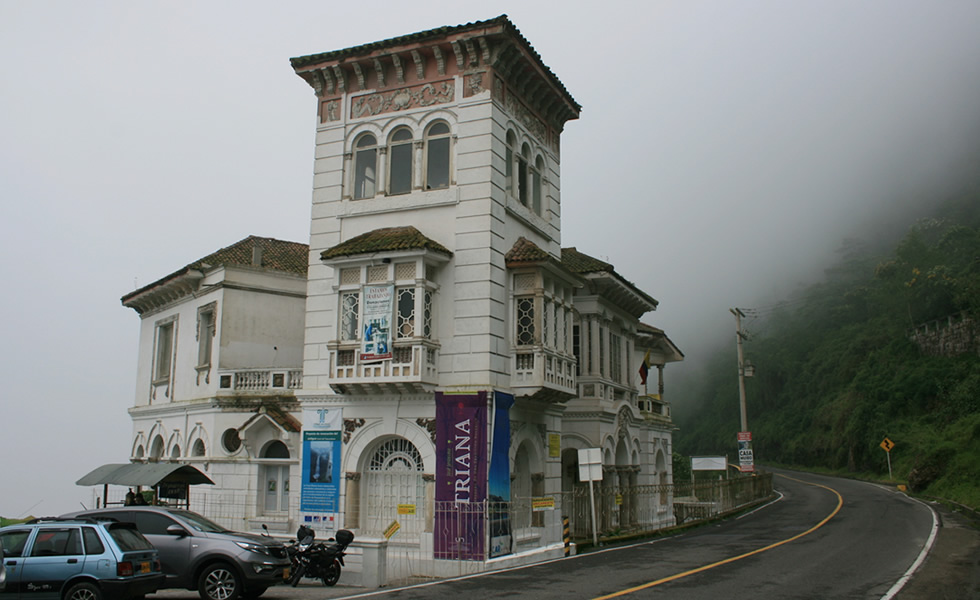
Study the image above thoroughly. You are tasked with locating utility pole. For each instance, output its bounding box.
[731,308,748,432]
[731,308,755,473]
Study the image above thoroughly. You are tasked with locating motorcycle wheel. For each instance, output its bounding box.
[321,560,341,586]
[289,563,306,587]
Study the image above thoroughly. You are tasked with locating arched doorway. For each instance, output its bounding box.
[260,440,290,515]
[362,436,425,539]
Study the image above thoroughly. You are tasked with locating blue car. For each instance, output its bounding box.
[0,517,163,600]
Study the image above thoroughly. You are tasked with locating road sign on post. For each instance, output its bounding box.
[578,448,603,547]
[880,437,895,479]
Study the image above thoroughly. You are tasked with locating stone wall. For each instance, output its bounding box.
[909,312,978,357]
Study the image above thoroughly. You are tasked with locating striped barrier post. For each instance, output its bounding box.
[563,515,570,556]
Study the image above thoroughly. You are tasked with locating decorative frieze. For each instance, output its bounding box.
[505,92,548,149]
[416,417,436,443]
[321,99,340,122]
[343,417,366,443]
[351,81,454,119]
[464,72,486,98]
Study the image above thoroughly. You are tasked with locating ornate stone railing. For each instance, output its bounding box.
[327,340,439,394]
[512,346,577,399]
[218,369,303,391]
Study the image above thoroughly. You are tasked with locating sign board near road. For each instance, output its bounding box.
[692,456,728,471]
[880,438,895,452]
[738,435,755,472]
[578,448,603,482]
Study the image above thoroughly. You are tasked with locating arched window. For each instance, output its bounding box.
[191,439,206,457]
[532,156,545,215]
[505,130,517,196]
[149,435,165,460]
[263,440,290,459]
[353,133,377,199]
[388,127,413,195]
[518,144,531,207]
[424,122,451,190]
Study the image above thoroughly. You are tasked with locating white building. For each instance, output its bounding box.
[118,15,683,572]
[121,236,308,531]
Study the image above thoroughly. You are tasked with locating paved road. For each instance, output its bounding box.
[151,469,972,599]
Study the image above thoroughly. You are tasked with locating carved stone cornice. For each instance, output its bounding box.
[290,16,580,130]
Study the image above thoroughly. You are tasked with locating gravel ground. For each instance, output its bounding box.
[894,500,980,600]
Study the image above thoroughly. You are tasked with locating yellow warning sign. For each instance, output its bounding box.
[880,438,895,452]
[531,497,555,511]
[383,520,400,539]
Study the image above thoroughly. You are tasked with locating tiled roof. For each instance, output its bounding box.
[561,247,659,310]
[504,237,553,264]
[190,236,308,275]
[561,247,614,274]
[320,226,452,260]
[121,236,308,305]
[263,404,302,433]
[289,15,580,114]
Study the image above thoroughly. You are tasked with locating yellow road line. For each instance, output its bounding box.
[592,474,844,599]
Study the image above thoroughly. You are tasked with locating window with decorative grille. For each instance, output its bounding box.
[516,296,535,346]
[340,292,359,341]
[397,287,415,338]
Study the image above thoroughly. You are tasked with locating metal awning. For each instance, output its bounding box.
[76,463,215,487]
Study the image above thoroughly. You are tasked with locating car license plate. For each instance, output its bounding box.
[282,567,290,580]
[138,561,151,574]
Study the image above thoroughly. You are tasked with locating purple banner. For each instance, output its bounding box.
[434,391,488,560]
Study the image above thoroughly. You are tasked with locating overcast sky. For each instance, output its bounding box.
[3,1,980,517]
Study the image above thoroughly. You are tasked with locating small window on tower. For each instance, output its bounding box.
[424,121,451,190]
[353,134,378,199]
[388,127,413,195]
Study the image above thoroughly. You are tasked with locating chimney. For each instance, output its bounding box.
[252,244,263,266]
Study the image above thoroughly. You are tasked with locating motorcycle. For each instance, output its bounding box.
[287,526,354,587]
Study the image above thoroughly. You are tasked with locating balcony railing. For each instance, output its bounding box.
[639,394,672,422]
[512,346,577,400]
[327,340,439,394]
[218,369,302,392]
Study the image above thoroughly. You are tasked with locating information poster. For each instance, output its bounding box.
[301,408,342,517]
[360,285,393,361]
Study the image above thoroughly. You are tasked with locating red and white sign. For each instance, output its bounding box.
[737,431,752,442]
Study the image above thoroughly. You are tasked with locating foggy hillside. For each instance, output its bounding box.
[672,175,980,508]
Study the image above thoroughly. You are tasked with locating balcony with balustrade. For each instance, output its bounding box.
[326,340,440,394]
[216,368,303,395]
[512,346,577,402]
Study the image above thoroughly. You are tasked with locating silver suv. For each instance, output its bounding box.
[64,507,289,600]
